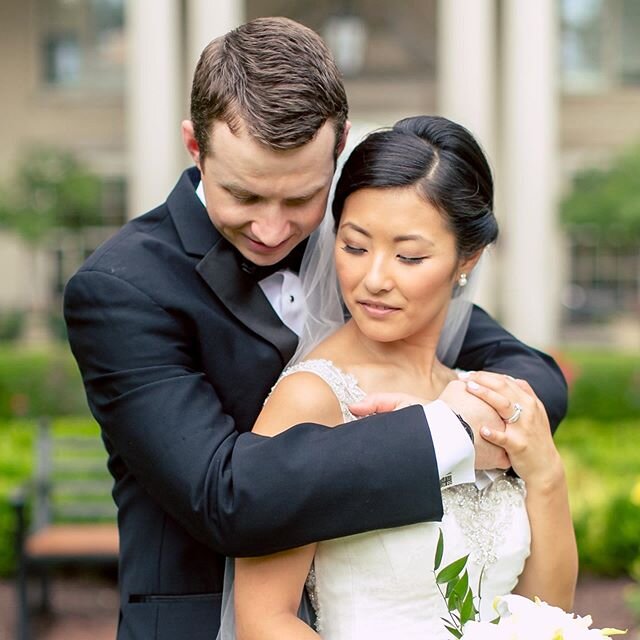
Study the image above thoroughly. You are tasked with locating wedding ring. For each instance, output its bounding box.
[505,403,522,424]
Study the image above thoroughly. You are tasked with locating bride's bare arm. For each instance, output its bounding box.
[464,372,578,610]
[234,372,345,639]
[235,544,319,640]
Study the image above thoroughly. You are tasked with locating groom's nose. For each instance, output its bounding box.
[251,209,291,247]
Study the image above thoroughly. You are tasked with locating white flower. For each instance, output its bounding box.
[460,595,627,639]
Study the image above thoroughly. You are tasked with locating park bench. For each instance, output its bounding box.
[11,417,118,640]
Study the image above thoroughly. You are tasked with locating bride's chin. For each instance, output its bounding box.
[353,323,403,344]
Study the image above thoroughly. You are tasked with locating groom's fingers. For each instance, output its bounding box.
[348,392,423,416]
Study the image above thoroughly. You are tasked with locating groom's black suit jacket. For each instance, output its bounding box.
[64,167,567,640]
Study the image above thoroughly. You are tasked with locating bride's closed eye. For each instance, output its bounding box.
[341,244,366,255]
[397,255,429,265]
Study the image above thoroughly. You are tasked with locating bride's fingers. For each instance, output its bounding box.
[480,425,510,449]
[465,380,517,421]
[466,371,523,396]
[514,378,536,398]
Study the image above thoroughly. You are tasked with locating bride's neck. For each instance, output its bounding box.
[346,320,443,379]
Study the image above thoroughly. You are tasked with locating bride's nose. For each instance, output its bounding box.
[363,255,393,292]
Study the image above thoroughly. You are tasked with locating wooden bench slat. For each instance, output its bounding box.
[25,524,119,558]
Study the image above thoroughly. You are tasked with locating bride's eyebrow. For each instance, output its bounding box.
[394,234,434,246]
[340,223,434,246]
[339,222,370,236]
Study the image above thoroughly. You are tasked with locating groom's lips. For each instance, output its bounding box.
[243,235,292,256]
[357,299,401,317]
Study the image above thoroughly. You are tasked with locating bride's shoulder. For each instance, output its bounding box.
[253,363,346,436]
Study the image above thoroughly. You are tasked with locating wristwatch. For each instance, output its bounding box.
[455,413,474,443]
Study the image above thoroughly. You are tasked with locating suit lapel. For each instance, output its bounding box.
[196,242,298,365]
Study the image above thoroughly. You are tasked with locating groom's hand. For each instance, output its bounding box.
[349,393,425,416]
[349,386,510,471]
[439,380,510,471]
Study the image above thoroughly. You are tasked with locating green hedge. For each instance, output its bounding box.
[0,417,101,576]
[0,346,89,419]
[561,349,640,421]
[556,418,640,576]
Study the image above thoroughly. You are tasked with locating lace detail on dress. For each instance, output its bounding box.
[442,474,526,567]
[305,565,323,632]
[277,359,367,423]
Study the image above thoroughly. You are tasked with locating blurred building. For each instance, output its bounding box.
[0,0,638,348]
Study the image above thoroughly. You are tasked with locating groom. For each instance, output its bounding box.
[64,17,567,640]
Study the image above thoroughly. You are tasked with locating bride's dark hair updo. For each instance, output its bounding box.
[332,115,499,259]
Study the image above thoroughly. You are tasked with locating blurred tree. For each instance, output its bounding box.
[0,148,102,245]
[561,144,640,243]
[0,149,102,343]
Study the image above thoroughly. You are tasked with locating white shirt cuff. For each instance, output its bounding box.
[422,400,475,488]
[474,469,503,490]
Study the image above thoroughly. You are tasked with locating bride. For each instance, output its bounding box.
[231,116,577,639]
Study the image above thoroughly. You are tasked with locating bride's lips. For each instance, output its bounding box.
[357,299,401,317]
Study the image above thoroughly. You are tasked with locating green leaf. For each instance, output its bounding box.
[460,588,477,624]
[447,590,460,613]
[436,555,469,584]
[434,528,444,570]
[444,624,463,639]
[446,577,458,598]
[453,570,469,599]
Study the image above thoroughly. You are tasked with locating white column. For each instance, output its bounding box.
[126,0,182,218]
[501,0,559,348]
[186,0,245,80]
[436,0,498,314]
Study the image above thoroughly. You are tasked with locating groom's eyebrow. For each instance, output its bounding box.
[221,181,326,202]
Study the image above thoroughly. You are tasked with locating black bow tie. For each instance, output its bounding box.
[239,238,308,281]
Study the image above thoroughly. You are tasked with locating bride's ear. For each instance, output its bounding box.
[457,249,483,281]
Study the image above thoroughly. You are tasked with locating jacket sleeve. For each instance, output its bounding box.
[64,269,443,557]
[456,305,568,432]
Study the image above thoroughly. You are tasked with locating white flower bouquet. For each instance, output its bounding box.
[433,530,627,640]
[462,594,627,639]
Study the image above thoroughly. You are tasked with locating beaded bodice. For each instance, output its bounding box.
[277,359,532,640]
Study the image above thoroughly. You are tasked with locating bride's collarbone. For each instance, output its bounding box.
[344,363,441,400]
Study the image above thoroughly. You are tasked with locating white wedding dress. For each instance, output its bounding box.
[279,359,532,640]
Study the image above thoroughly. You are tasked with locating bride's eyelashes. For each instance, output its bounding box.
[341,244,429,265]
[341,244,366,255]
[397,255,428,265]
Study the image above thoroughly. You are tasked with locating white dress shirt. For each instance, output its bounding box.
[196,182,475,486]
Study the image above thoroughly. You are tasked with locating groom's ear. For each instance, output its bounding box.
[335,121,351,158]
[181,120,202,170]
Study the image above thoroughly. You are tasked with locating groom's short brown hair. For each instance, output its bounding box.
[190,17,348,157]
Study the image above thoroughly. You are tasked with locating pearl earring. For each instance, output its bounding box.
[458,273,468,288]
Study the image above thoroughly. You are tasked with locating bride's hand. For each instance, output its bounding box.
[463,371,564,489]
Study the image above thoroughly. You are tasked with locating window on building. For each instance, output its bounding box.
[247,0,437,80]
[561,0,640,92]
[37,0,125,92]
[564,233,639,323]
